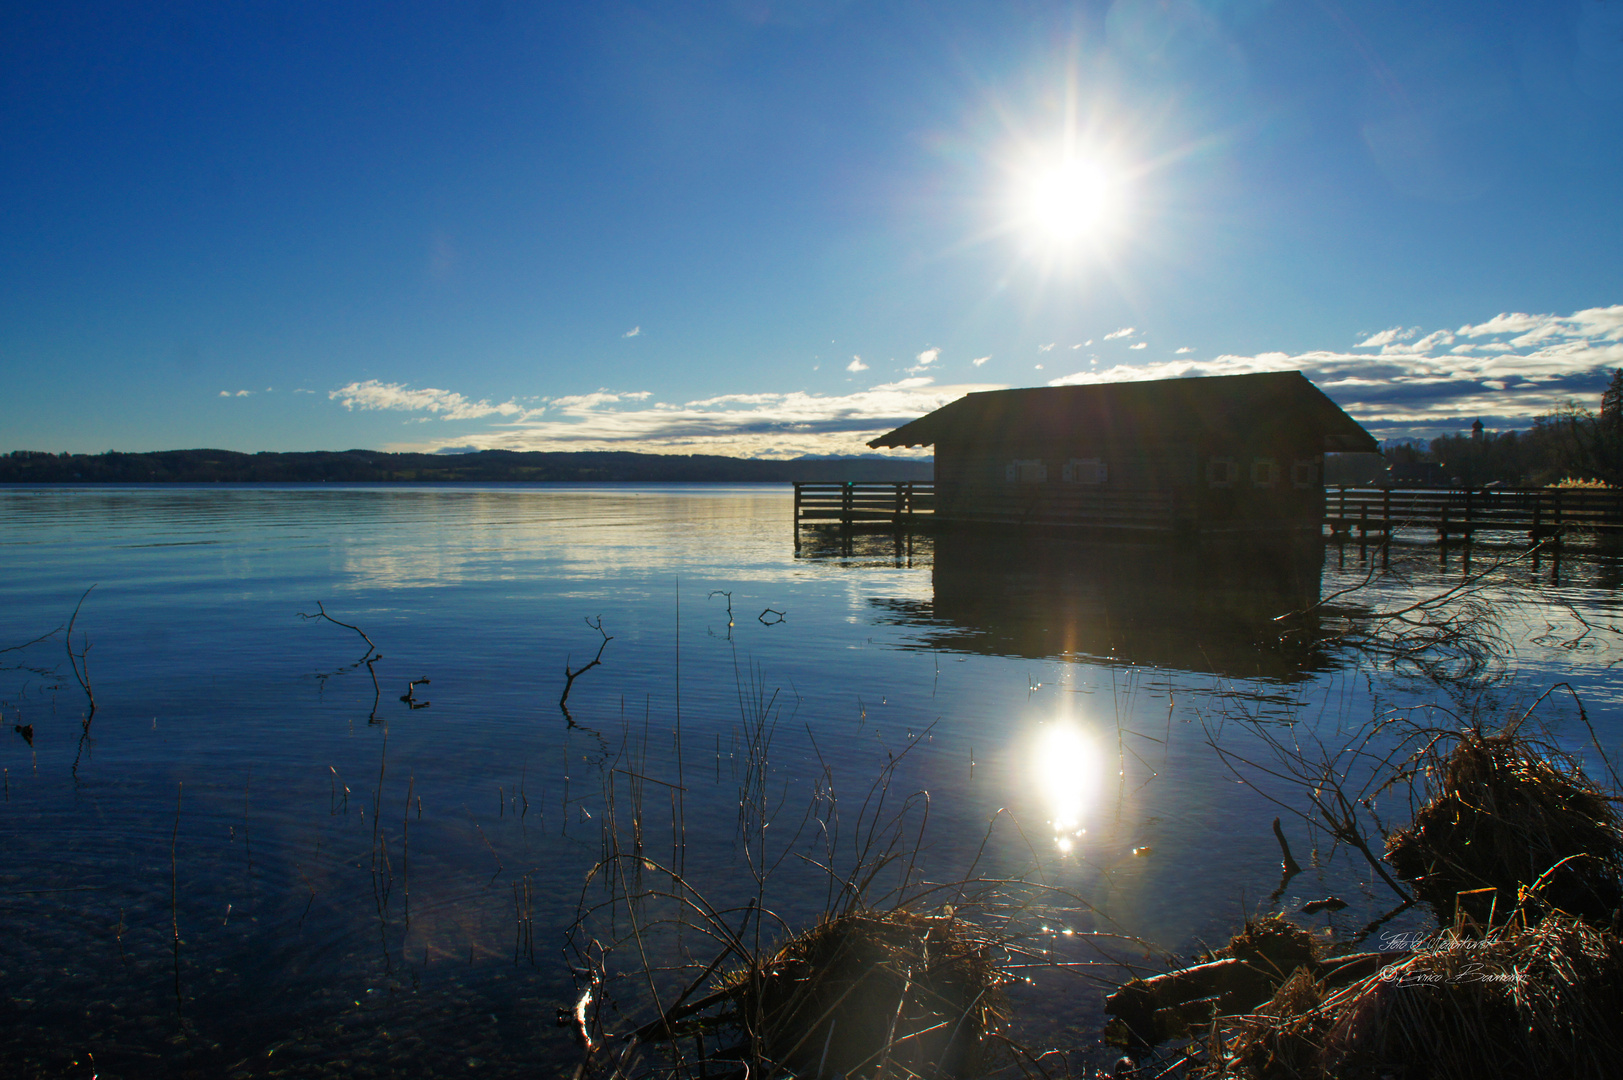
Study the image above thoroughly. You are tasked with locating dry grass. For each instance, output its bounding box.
[1199,913,1623,1080]
[715,909,1006,1079]
[1169,706,1623,1079]
[1383,728,1623,924]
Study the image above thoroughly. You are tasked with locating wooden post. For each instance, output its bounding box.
[1359,503,1368,559]
[792,482,801,551]
[841,481,853,527]
[1553,491,1563,582]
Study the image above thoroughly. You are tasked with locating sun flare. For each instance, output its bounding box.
[1033,722,1100,850]
[1012,150,1130,250]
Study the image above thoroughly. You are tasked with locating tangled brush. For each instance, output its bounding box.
[1383,728,1623,924]
[717,909,1007,1080]
[1199,913,1623,1080]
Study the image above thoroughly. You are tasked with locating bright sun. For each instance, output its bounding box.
[1017,154,1128,247]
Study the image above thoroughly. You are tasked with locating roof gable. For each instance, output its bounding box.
[868,372,1377,453]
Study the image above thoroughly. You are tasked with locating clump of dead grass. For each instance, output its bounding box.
[716,908,1006,1079]
[1384,727,1623,924]
[1201,912,1623,1080]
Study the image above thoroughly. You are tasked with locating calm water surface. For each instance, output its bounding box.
[2,484,1621,1077]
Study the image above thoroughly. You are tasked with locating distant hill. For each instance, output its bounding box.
[0,448,933,484]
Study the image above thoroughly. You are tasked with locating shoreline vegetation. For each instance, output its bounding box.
[0,448,933,485]
[564,542,1623,1079]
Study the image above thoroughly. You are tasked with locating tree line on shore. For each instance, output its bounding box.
[0,448,934,484]
[1378,370,1623,488]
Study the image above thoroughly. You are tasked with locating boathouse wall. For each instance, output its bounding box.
[873,373,1373,533]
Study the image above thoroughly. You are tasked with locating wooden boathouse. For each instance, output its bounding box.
[862,372,1376,534]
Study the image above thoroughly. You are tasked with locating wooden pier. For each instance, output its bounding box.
[1323,486,1623,543]
[794,481,934,526]
[795,481,1623,543]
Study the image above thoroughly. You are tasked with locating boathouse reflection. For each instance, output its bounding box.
[803,529,1342,680]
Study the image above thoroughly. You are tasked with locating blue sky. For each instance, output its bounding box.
[4,0,1623,457]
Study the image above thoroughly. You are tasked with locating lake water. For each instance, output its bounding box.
[2,484,1621,1078]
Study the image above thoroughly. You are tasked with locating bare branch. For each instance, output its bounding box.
[298,601,384,722]
[560,616,613,723]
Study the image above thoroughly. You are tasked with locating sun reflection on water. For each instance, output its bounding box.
[1033,722,1101,853]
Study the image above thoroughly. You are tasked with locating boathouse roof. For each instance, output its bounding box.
[867,371,1377,453]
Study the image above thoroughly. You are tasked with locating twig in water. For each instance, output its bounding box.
[170,781,183,1024]
[560,616,613,725]
[1271,816,1302,877]
[708,589,735,634]
[298,601,384,721]
[65,586,96,720]
[1266,817,1304,907]
[400,678,431,708]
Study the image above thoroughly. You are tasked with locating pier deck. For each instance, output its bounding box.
[1323,485,1623,542]
[794,481,1623,540]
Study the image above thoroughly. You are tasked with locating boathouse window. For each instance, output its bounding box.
[1251,458,1280,488]
[1004,459,1047,483]
[1206,457,1238,488]
[1062,457,1107,484]
[1291,459,1317,488]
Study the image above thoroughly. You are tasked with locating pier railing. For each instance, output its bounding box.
[794,482,1623,539]
[1325,485,1623,540]
[794,481,934,526]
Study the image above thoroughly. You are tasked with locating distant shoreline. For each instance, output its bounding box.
[0,448,933,485]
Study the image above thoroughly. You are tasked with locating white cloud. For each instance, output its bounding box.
[548,390,650,412]
[219,389,253,397]
[1355,326,1419,348]
[381,378,1007,459]
[1174,347,1192,354]
[334,303,1623,456]
[846,355,869,372]
[1409,330,1455,352]
[1103,327,1136,341]
[329,380,523,420]
[1070,343,1082,350]
[1045,304,1623,440]
[622,326,641,338]
[907,346,941,374]
[1456,312,1547,338]
[1039,343,1055,352]
[1129,342,1147,350]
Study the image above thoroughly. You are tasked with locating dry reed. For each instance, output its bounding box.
[1384,727,1623,925]
[1198,912,1623,1080]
